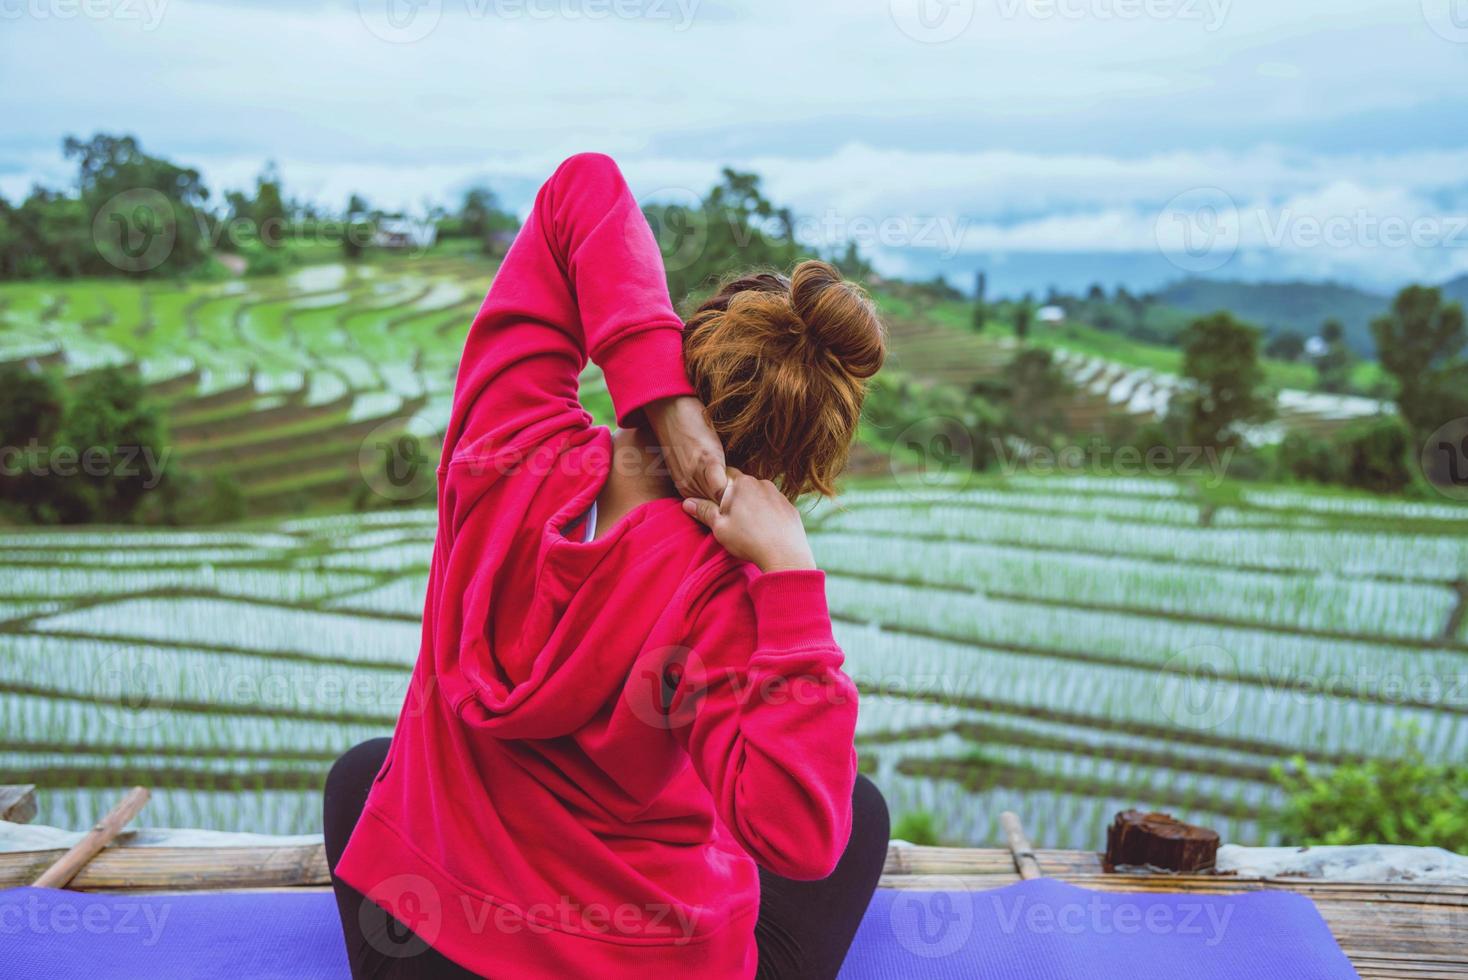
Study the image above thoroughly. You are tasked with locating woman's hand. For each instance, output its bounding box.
[644,395,728,502]
[682,468,816,573]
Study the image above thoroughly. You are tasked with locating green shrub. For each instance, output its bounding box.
[1333,416,1412,494]
[892,810,942,846]
[863,371,1005,475]
[1277,431,1344,485]
[143,470,246,525]
[1273,745,1468,851]
[54,367,169,522]
[0,365,67,517]
[243,243,292,277]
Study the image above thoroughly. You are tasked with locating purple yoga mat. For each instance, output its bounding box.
[0,887,350,979]
[837,879,1360,980]
[0,880,1359,979]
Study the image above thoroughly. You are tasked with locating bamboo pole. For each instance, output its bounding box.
[32,787,150,889]
[1000,810,1043,880]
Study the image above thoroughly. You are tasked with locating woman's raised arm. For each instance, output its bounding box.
[443,153,698,465]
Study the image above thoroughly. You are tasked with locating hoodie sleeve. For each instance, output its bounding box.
[674,569,860,881]
[443,153,694,463]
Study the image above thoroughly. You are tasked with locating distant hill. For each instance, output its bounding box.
[1441,273,1468,308]
[1156,278,1389,356]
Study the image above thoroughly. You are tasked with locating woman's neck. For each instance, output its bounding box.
[593,427,677,539]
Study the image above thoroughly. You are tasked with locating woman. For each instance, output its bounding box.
[323,153,889,979]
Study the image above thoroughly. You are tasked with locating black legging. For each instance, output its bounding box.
[323,739,889,980]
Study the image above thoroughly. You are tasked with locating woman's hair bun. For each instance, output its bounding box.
[788,260,885,379]
[680,259,887,501]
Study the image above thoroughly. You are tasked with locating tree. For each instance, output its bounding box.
[0,365,67,517]
[52,368,170,523]
[342,193,374,260]
[1334,416,1413,494]
[1314,318,1355,393]
[1264,331,1306,362]
[1177,312,1273,449]
[454,186,516,255]
[833,241,873,281]
[646,168,804,306]
[1370,286,1468,443]
[972,270,987,333]
[1003,347,1072,442]
[459,187,497,241]
[1013,303,1033,342]
[64,133,211,277]
[253,163,288,250]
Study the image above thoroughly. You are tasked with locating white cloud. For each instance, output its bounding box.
[3,0,1466,289]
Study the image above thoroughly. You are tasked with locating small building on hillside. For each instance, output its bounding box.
[373,218,438,251]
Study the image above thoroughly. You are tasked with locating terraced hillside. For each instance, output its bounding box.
[879,293,1389,440]
[0,258,1392,527]
[0,257,522,514]
[3,475,1464,848]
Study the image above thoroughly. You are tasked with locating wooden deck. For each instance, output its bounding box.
[1,833,1462,978]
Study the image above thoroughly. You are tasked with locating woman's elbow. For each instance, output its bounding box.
[551,152,624,188]
[741,804,854,881]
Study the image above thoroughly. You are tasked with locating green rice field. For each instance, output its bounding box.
[3,260,1465,848]
[2,475,1465,848]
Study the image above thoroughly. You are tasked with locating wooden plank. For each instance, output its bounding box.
[882,846,1018,876]
[33,788,150,888]
[1,826,1462,980]
[0,785,37,824]
[880,873,1021,890]
[0,842,331,891]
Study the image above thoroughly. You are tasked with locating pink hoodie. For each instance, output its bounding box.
[335,153,860,979]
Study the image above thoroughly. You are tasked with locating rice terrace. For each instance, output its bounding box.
[3,255,1466,850]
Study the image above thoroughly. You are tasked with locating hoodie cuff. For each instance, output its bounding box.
[596,325,696,429]
[749,569,838,653]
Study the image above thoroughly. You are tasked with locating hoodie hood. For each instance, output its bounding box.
[431,427,733,741]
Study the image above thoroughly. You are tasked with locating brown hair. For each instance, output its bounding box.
[681,260,886,500]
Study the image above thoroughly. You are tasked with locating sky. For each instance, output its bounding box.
[3,0,1468,296]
